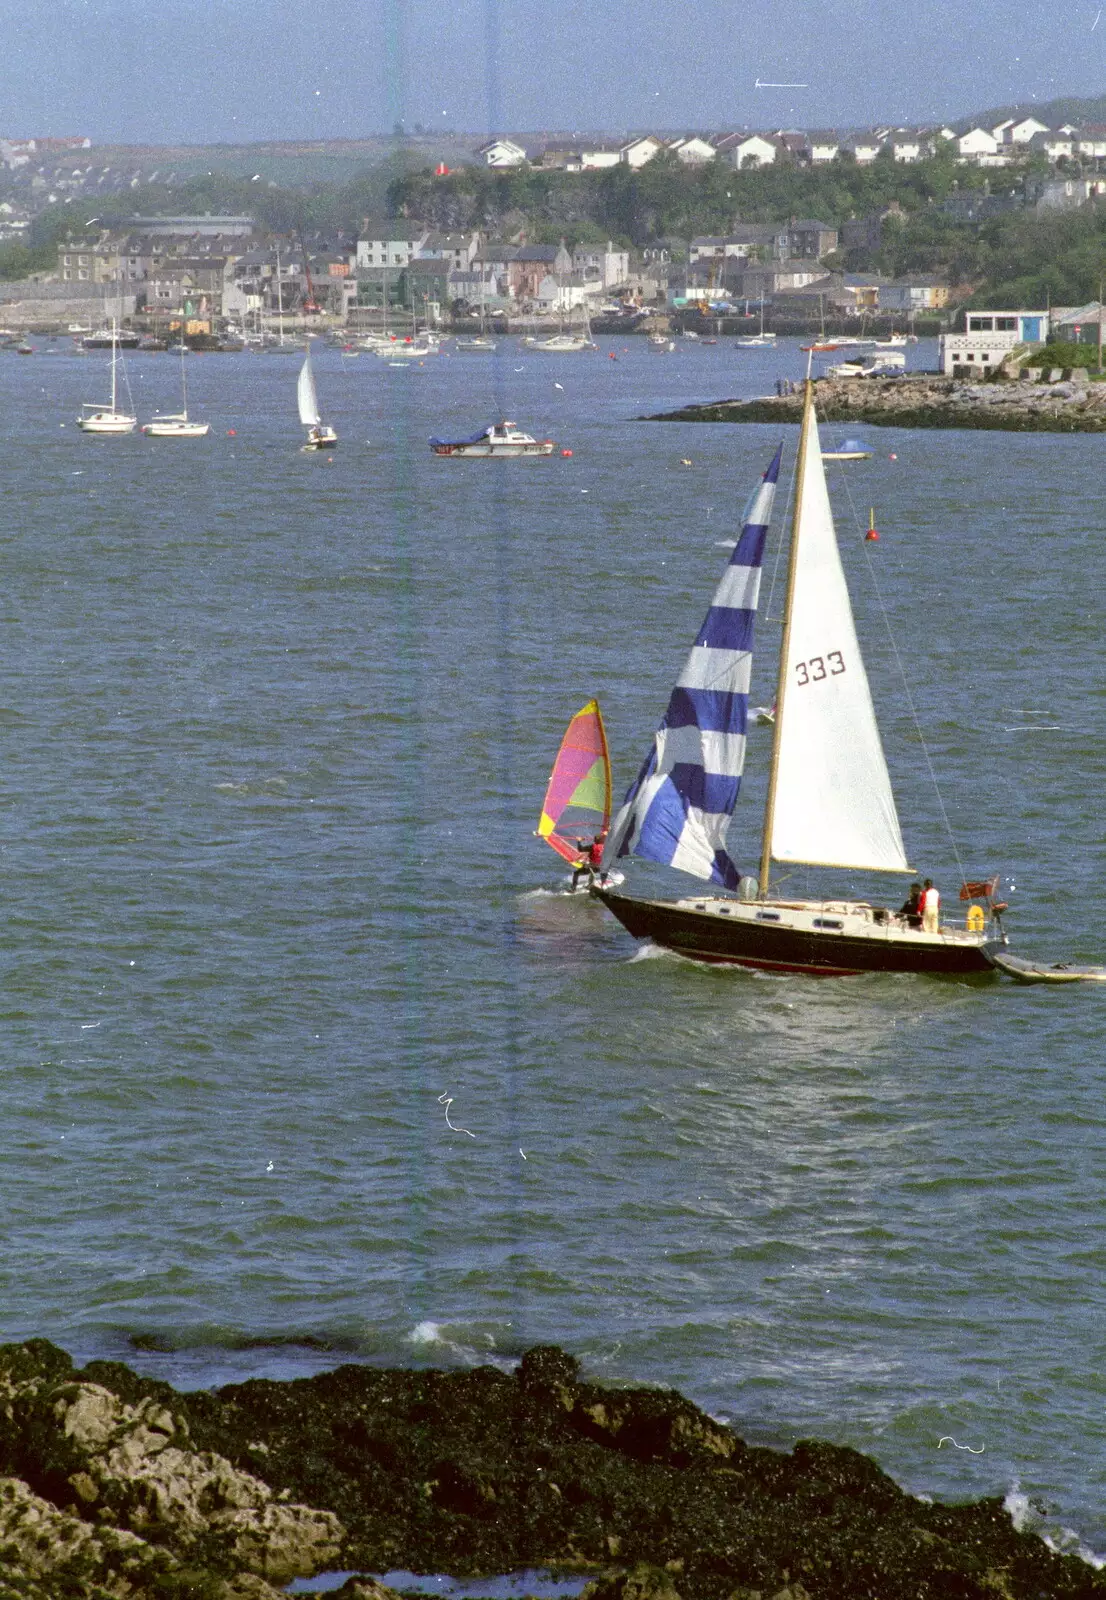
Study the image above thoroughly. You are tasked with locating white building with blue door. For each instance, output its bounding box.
[938,309,1049,375]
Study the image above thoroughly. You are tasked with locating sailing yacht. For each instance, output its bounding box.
[297,346,337,449]
[735,301,776,348]
[77,320,137,434]
[529,304,596,353]
[593,380,1005,976]
[142,340,209,437]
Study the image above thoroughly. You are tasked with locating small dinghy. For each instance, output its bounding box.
[822,438,874,461]
[992,952,1106,984]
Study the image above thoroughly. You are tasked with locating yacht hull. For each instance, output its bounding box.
[592,888,1001,976]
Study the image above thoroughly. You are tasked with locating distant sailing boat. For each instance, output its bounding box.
[77,319,136,434]
[734,300,776,348]
[297,346,337,450]
[537,699,622,889]
[594,380,1005,975]
[142,337,209,437]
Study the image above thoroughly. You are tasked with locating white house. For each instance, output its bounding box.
[620,135,665,167]
[717,132,778,169]
[572,241,629,289]
[807,131,841,163]
[938,308,1050,374]
[477,138,528,168]
[1008,116,1050,144]
[416,231,482,270]
[355,224,429,270]
[885,130,931,162]
[1031,130,1075,162]
[841,132,882,164]
[535,273,597,312]
[669,135,716,164]
[1077,126,1106,158]
[578,144,623,169]
[957,127,1001,161]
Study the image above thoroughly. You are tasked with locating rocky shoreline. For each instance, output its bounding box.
[644,372,1106,432]
[0,1339,1101,1600]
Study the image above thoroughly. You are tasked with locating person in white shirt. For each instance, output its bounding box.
[920,878,940,933]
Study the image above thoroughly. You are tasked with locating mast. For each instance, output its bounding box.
[110,318,117,412]
[758,377,814,896]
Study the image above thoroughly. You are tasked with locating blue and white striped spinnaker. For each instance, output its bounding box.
[604,445,782,888]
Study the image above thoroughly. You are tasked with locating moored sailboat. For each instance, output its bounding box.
[142,339,209,437]
[593,381,1005,976]
[77,319,137,434]
[297,346,337,450]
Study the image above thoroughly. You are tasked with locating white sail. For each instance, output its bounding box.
[297,354,320,427]
[769,399,910,874]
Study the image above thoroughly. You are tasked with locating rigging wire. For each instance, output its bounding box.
[829,459,970,889]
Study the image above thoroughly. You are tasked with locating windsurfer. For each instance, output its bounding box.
[572,831,607,891]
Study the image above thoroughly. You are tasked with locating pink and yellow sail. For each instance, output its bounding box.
[538,699,612,864]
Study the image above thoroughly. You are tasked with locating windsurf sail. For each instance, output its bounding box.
[538,700,612,864]
[604,445,782,888]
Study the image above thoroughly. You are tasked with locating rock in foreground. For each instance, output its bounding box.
[0,1339,1101,1599]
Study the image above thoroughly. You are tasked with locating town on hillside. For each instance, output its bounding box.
[2,113,1106,358]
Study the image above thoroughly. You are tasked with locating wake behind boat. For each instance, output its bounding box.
[593,381,1006,977]
[429,420,554,457]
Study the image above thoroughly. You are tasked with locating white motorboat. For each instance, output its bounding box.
[821,437,875,461]
[455,336,497,352]
[825,351,906,378]
[528,332,595,353]
[77,320,137,434]
[429,420,554,457]
[374,337,440,359]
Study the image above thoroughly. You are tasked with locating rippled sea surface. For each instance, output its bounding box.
[2,336,1105,1553]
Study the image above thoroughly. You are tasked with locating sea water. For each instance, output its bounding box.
[1,336,1104,1557]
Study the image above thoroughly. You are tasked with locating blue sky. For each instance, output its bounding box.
[6,0,1103,143]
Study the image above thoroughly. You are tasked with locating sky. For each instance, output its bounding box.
[5,0,1105,144]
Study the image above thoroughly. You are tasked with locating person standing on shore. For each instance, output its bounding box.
[920,878,940,933]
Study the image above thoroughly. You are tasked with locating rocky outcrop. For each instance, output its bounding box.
[645,372,1106,431]
[0,1338,1101,1600]
[0,1337,342,1598]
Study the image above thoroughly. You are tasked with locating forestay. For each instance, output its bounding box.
[605,446,781,888]
[769,400,909,873]
[297,355,321,428]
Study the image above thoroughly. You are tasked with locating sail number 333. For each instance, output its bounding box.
[795,651,845,686]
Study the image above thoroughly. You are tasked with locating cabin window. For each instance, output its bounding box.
[718,907,731,915]
[756,911,781,922]
[813,917,843,930]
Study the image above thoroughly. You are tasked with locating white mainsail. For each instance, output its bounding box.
[297,354,321,427]
[768,396,909,874]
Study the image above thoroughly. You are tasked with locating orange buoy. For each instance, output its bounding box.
[227,428,237,436]
[865,507,879,542]
[561,448,573,457]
